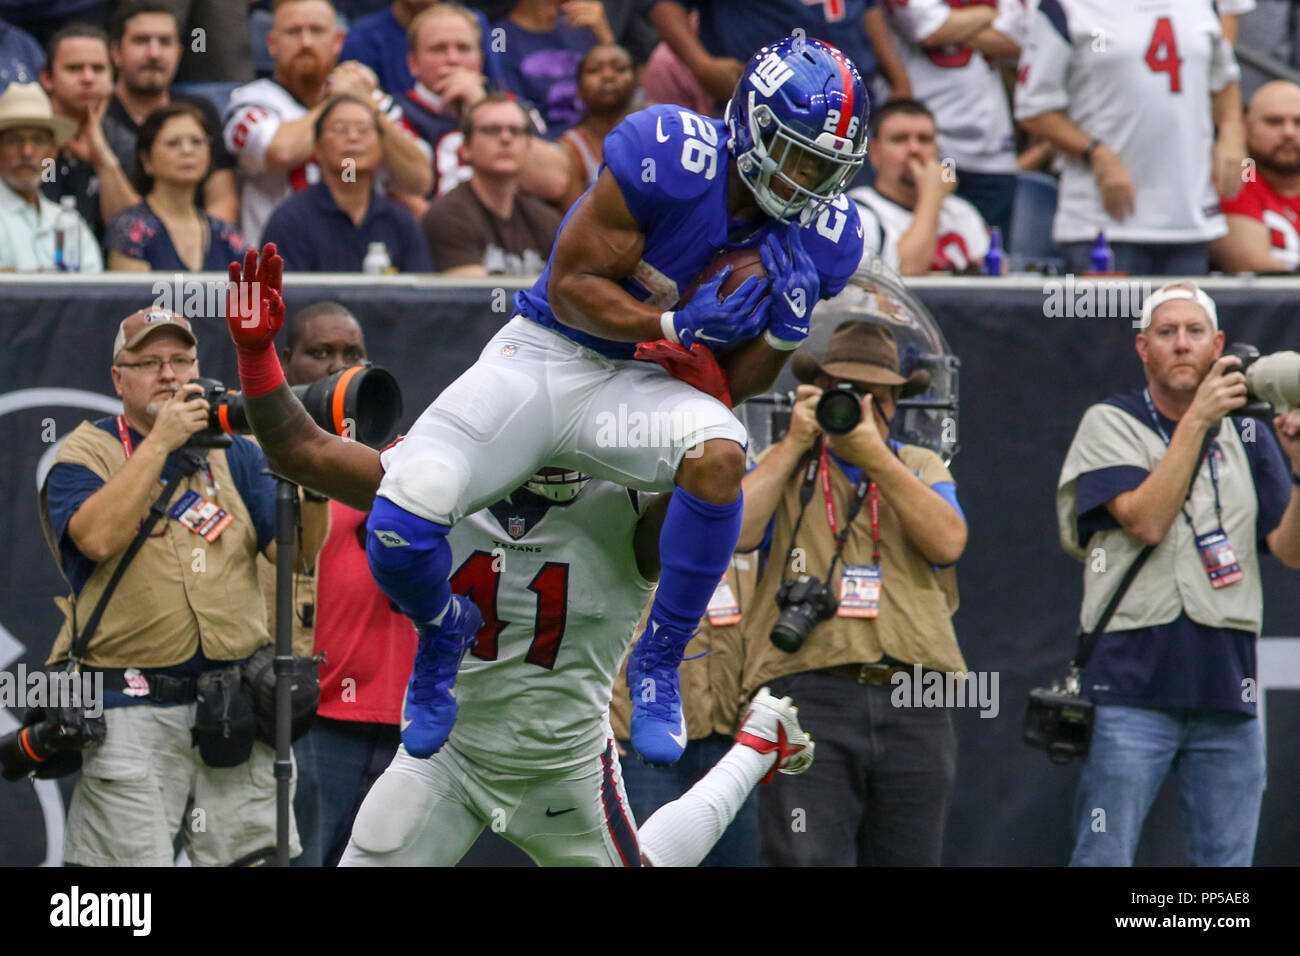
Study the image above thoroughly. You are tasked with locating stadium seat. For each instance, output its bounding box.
[1007,170,1063,273]
[172,81,242,119]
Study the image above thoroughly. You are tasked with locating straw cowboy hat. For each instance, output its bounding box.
[0,83,77,146]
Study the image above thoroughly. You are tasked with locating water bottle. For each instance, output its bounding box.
[983,227,1004,276]
[54,196,81,272]
[1089,231,1114,273]
[362,241,392,275]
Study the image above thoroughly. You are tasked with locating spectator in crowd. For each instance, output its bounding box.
[648,1,910,107]
[39,23,137,243]
[1015,0,1245,275]
[223,0,432,244]
[422,93,557,275]
[262,93,432,270]
[0,15,44,92]
[639,10,713,116]
[103,0,237,224]
[1212,80,1300,273]
[850,99,989,274]
[0,81,101,270]
[493,0,612,136]
[275,302,417,867]
[105,103,246,270]
[556,42,635,209]
[395,2,568,216]
[738,321,967,866]
[155,0,254,82]
[611,552,761,866]
[344,0,502,98]
[880,0,1023,238]
[1056,281,1300,865]
[39,308,324,865]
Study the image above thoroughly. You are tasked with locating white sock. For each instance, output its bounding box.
[637,744,775,867]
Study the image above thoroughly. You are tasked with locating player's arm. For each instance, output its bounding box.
[1210,215,1291,274]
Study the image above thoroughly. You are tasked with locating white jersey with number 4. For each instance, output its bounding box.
[1014,0,1239,243]
[441,480,655,775]
[883,0,1022,174]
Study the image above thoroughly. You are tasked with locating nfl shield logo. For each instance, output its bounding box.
[507,516,526,539]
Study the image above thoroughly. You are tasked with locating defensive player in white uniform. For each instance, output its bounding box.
[221,248,815,865]
[881,0,1024,235]
[1015,0,1245,275]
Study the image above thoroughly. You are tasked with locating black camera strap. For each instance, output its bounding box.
[1072,543,1155,670]
[68,450,203,665]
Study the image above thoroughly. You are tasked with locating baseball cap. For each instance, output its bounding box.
[1138,281,1219,331]
[113,309,197,361]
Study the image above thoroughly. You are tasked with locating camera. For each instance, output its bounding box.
[184,363,404,450]
[1224,343,1300,417]
[815,383,867,436]
[0,705,106,782]
[771,574,838,653]
[1023,667,1094,765]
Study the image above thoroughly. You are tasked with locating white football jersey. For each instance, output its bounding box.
[1014,0,1240,243]
[883,0,1020,174]
[851,185,991,272]
[445,480,655,774]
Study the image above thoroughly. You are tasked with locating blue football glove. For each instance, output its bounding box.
[759,229,820,351]
[663,265,771,350]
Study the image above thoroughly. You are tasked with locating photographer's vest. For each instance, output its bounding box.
[1057,401,1262,635]
[742,444,966,697]
[39,421,271,669]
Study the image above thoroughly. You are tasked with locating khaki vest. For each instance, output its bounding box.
[742,444,965,698]
[1057,402,1262,634]
[40,421,271,668]
[609,552,759,740]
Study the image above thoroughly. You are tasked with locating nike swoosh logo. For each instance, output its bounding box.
[545,807,577,817]
[655,116,669,143]
[667,714,687,749]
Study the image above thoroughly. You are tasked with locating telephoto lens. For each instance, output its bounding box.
[815,383,865,435]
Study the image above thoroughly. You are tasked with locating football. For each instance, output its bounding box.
[677,246,766,307]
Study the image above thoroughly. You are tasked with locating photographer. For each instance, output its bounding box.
[36,308,324,866]
[1056,281,1300,867]
[738,321,968,866]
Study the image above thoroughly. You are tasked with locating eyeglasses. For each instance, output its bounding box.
[0,130,54,149]
[115,356,196,373]
[324,121,379,138]
[472,123,528,139]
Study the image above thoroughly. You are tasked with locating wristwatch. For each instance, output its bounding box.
[1082,138,1103,165]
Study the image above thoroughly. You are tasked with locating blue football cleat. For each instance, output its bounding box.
[627,619,693,765]
[401,594,483,758]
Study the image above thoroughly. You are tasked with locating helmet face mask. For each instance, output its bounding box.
[523,468,591,503]
[727,38,869,224]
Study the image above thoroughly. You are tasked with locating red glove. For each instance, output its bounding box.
[634,339,732,408]
[226,243,287,397]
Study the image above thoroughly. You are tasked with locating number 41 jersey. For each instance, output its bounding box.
[443,480,656,774]
[515,103,865,360]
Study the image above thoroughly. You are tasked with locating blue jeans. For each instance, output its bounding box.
[309,717,400,867]
[1059,240,1209,276]
[955,169,1017,240]
[619,733,760,867]
[1070,705,1266,866]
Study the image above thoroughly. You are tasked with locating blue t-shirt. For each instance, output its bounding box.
[106,202,247,271]
[261,182,433,273]
[691,0,879,86]
[1072,390,1293,715]
[341,6,505,98]
[515,104,865,360]
[492,16,595,136]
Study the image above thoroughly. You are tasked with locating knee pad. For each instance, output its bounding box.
[365,497,452,623]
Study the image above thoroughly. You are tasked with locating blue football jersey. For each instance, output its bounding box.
[514,104,864,360]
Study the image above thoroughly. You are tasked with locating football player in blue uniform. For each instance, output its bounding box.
[266,36,867,768]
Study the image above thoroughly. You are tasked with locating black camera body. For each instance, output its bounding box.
[1023,668,1094,764]
[0,704,106,781]
[815,383,866,436]
[771,574,838,654]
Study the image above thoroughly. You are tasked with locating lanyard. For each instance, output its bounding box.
[1142,388,1223,532]
[818,446,878,564]
[115,414,134,458]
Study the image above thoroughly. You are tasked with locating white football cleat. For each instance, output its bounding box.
[734,687,814,784]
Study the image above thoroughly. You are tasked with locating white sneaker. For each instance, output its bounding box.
[735,687,814,784]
